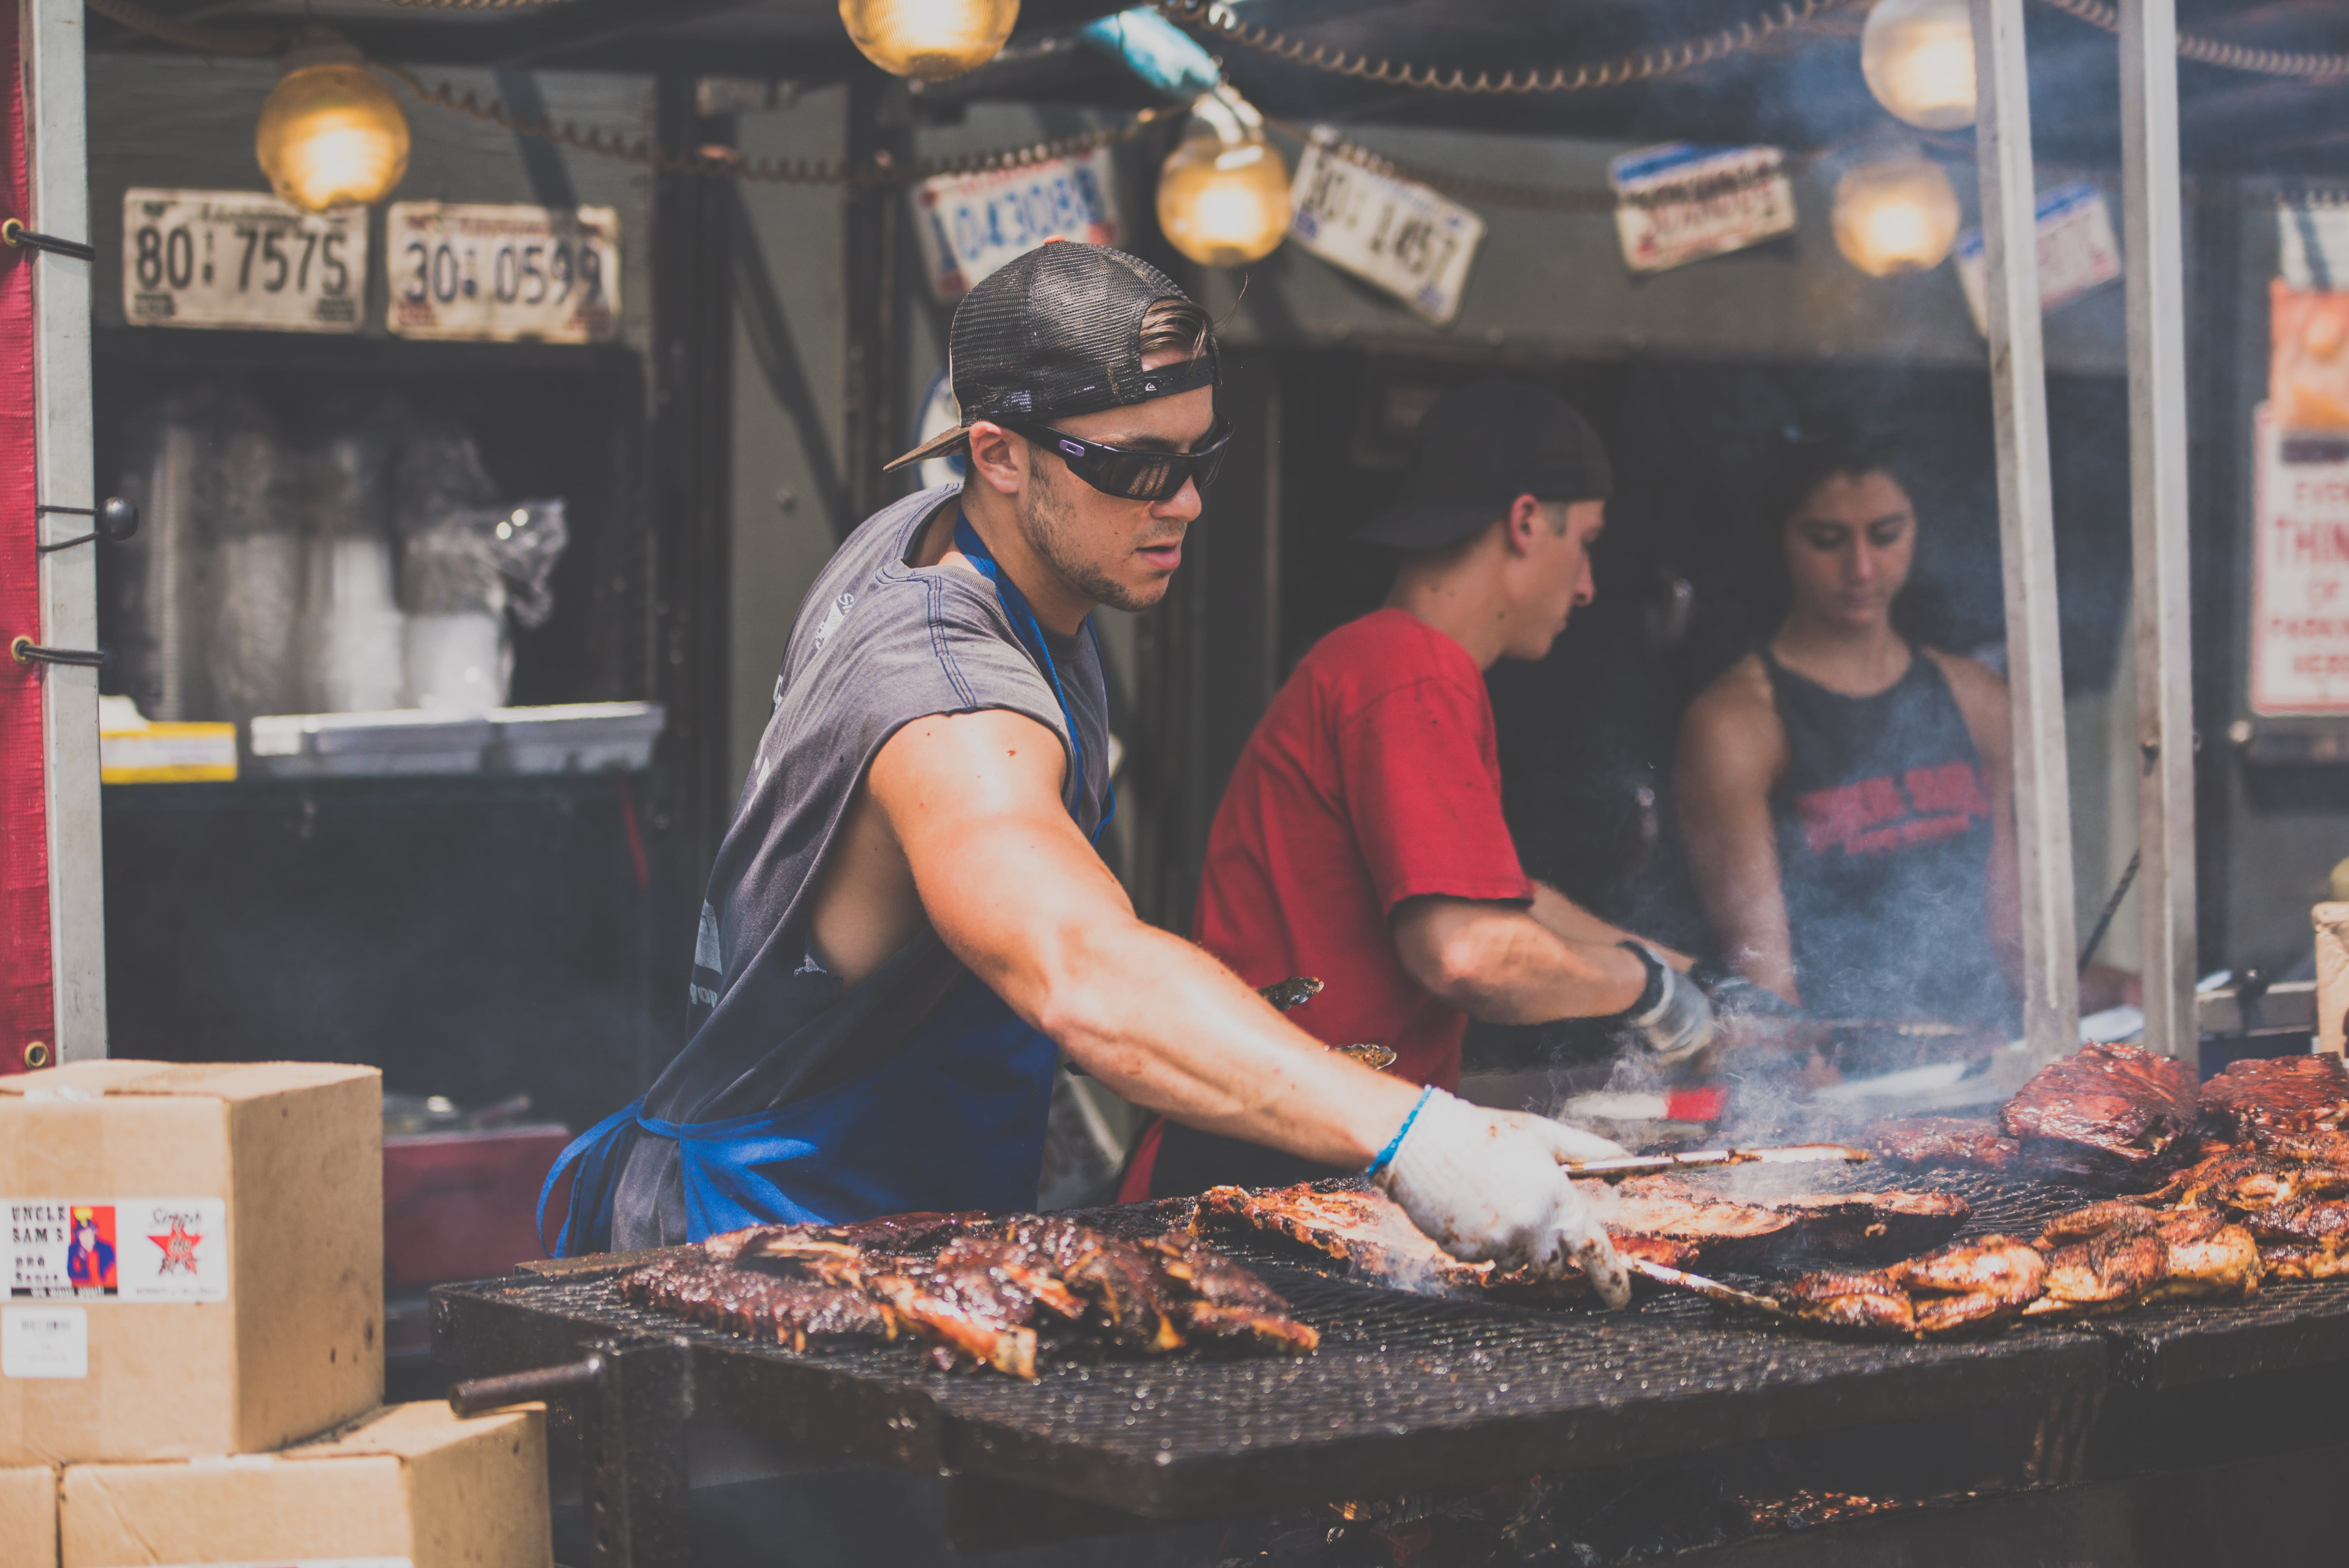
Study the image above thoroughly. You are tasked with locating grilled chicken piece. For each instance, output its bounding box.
[2001,1042,2199,1179]
[1869,1116,2024,1172]
[1887,1236,2047,1335]
[2241,1199,2349,1249]
[2037,1201,2161,1248]
[2147,1211,2263,1301]
[621,1254,898,1351]
[1144,1231,1319,1353]
[2139,1151,2349,1213]
[2202,1056,2349,1142]
[2024,1229,2169,1316]
[2257,1243,2349,1280]
[1891,1234,2048,1297]
[1777,1269,1917,1335]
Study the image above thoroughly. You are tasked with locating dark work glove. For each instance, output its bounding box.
[1617,943,1717,1067]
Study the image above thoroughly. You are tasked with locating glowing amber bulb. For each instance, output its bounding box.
[839,0,1019,80]
[1832,156,1961,277]
[254,36,411,213]
[1861,0,1977,132]
[1156,88,1291,268]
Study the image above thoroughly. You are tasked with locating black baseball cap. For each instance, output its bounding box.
[885,240,1217,473]
[1355,381,1612,551]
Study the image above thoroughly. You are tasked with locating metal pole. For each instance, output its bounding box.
[25,0,105,1061]
[1972,0,2080,1065]
[2120,0,2197,1060]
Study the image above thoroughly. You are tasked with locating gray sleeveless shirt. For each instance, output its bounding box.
[611,486,1112,1247]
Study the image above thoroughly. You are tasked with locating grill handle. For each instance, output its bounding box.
[449,1353,605,1416]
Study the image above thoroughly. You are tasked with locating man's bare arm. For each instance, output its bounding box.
[1527,883,1693,970]
[1388,896,1646,1024]
[1675,668,1801,1004]
[870,707,1420,1168]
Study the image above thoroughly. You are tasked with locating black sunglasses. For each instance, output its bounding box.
[1007,418,1233,502]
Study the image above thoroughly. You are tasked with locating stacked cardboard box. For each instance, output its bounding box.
[2,1062,549,1568]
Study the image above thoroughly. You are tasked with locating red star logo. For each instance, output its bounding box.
[149,1218,203,1275]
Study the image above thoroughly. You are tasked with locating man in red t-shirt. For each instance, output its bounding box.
[1130,382,1722,1197]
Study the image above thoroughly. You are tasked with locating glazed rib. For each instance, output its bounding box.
[2001,1042,2200,1178]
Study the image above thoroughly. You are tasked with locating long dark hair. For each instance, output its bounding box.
[1749,421,1929,641]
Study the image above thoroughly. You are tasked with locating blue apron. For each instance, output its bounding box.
[540,514,1110,1254]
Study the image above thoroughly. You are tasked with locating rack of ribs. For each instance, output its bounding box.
[1143,1231,1320,1352]
[1199,1179,1960,1300]
[1197,1182,1698,1302]
[621,1253,899,1352]
[2201,1056,2349,1144]
[2000,1042,2200,1179]
[628,1211,1314,1378]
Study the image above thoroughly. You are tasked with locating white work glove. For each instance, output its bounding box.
[1372,1089,1634,1309]
[1618,942,1717,1067]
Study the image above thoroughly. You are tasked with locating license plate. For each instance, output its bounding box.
[386,201,620,343]
[911,148,1122,302]
[121,188,364,333]
[1608,143,1796,274]
[1954,179,2121,334]
[1288,130,1485,326]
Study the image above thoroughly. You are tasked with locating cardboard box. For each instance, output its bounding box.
[60,1402,548,1568]
[1,1062,382,1463]
[0,1463,58,1568]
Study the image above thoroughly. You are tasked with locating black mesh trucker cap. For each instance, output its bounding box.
[1355,381,1612,551]
[884,240,1216,473]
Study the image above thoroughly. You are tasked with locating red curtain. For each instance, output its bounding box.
[0,1,57,1073]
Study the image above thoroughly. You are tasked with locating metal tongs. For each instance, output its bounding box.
[1622,1256,1789,1320]
[1562,1143,1871,1182]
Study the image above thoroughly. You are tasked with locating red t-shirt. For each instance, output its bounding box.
[1193,607,1532,1091]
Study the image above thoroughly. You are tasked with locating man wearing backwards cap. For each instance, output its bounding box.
[1128,381,1724,1198]
[542,245,1634,1306]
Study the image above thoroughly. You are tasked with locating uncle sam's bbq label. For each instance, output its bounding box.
[6,1199,228,1301]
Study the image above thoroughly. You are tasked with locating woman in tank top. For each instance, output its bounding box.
[1674,432,2024,1030]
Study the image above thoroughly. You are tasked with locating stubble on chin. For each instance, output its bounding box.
[1021,465,1161,614]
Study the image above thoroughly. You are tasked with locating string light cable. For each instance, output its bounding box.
[1157,0,2349,86]
[2034,0,2348,80]
[375,61,1170,183]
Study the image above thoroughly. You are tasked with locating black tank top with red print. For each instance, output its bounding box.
[1760,643,2015,1030]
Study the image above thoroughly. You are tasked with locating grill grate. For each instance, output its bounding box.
[433,1166,2349,1517]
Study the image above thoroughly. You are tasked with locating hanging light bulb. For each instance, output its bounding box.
[1860,0,1977,131]
[1156,87,1291,268]
[254,33,411,213]
[839,0,1020,80]
[1831,154,1962,277]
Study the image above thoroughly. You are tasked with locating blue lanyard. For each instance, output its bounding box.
[953,512,1115,843]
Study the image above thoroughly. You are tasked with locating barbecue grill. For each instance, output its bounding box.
[429,1166,2349,1566]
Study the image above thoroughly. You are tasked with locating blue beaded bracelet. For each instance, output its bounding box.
[1366,1085,1437,1179]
